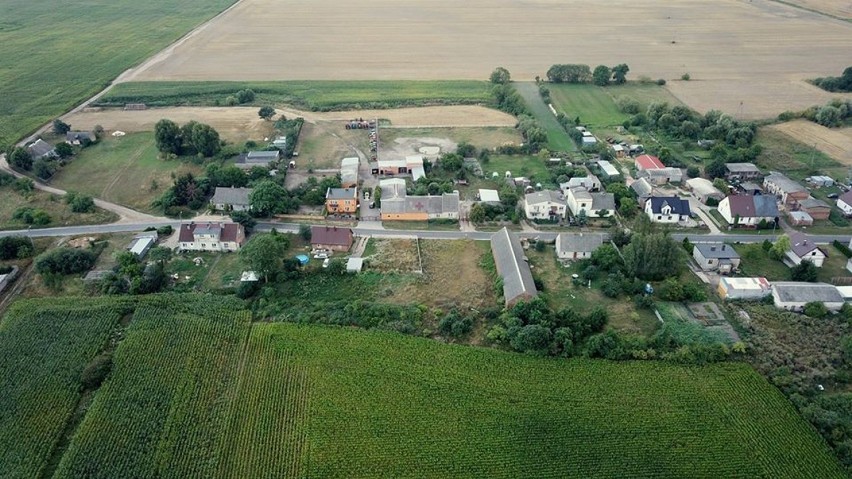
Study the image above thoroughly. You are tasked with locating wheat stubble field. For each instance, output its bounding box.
[122,0,852,119]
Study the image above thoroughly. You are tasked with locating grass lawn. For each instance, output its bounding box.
[733,243,791,281]
[548,83,685,130]
[167,251,244,291]
[484,155,554,188]
[382,220,460,231]
[51,133,204,213]
[98,80,492,110]
[525,247,659,336]
[514,82,576,152]
[817,245,852,283]
[0,188,117,230]
[0,0,237,146]
[757,128,844,181]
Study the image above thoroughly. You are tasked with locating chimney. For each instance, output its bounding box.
[721,244,726,251]
[710,246,716,252]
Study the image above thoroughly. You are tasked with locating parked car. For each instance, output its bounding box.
[322,258,330,268]
[827,193,839,199]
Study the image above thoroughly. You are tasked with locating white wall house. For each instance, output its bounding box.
[644,197,690,224]
[786,232,827,268]
[838,191,852,216]
[717,195,778,227]
[555,233,605,260]
[178,222,246,252]
[524,191,566,220]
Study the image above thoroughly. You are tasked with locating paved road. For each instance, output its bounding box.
[4,219,850,247]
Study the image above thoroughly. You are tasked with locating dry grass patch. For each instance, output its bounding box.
[363,238,421,273]
[769,120,852,165]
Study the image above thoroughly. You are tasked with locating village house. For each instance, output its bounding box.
[340,157,359,188]
[311,226,353,252]
[26,139,56,159]
[555,233,605,260]
[795,197,831,221]
[685,178,724,204]
[692,243,741,273]
[637,167,683,185]
[379,178,459,221]
[724,163,761,181]
[785,231,827,268]
[524,190,567,220]
[837,191,852,217]
[491,227,537,307]
[644,196,691,223]
[763,172,808,207]
[560,174,601,192]
[717,195,779,227]
[178,222,245,252]
[325,187,359,214]
[65,131,96,146]
[210,187,252,212]
[771,282,845,312]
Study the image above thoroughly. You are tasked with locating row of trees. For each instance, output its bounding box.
[154,119,222,157]
[546,63,629,85]
[811,66,852,93]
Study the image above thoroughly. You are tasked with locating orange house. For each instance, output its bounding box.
[325,187,358,214]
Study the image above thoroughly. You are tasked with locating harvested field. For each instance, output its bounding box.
[303,106,516,127]
[122,0,852,119]
[364,238,421,273]
[769,120,852,165]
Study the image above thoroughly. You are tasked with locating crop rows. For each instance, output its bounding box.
[54,297,250,478]
[0,298,128,479]
[218,327,311,478]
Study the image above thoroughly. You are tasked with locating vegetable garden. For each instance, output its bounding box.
[0,296,846,478]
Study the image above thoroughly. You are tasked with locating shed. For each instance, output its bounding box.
[717,277,771,300]
[685,178,724,204]
[787,210,814,226]
[772,282,845,312]
[127,233,157,258]
[479,189,501,204]
[346,257,364,273]
[596,160,620,178]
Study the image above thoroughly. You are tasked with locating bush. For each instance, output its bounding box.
[35,248,97,276]
[834,240,852,258]
[803,301,829,318]
[65,192,96,213]
[438,310,474,338]
[157,225,174,236]
[0,236,34,260]
[13,207,51,225]
[656,78,667,86]
[80,353,113,390]
[681,73,691,81]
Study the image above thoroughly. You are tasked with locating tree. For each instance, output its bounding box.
[33,159,57,180]
[249,180,287,216]
[686,166,700,178]
[510,324,553,355]
[54,142,73,159]
[469,203,486,223]
[803,301,829,318]
[0,236,34,260]
[618,197,637,218]
[705,159,727,179]
[34,248,96,276]
[791,260,818,282]
[154,119,181,155]
[148,246,172,266]
[236,89,256,104]
[576,209,588,226]
[592,65,611,86]
[770,234,791,260]
[712,178,730,195]
[183,122,221,157]
[240,233,289,282]
[8,147,32,171]
[490,67,511,84]
[52,119,71,135]
[546,64,592,83]
[606,182,631,205]
[65,192,95,213]
[816,106,841,127]
[230,210,256,230]
[622,232,685,281]
[299,223,312,241]
[611,64,630,84]
[258,106,276,120]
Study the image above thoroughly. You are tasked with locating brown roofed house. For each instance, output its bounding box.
[311,226,353,252]
[178,222,246,252]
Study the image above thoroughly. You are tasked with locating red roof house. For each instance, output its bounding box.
[178,222,246,251]
[635,154,665,171]
[311,226,353,252]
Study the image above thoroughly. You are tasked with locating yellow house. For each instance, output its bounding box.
[325,187,358,214]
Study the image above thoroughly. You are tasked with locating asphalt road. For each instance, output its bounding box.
[3,219,851,246]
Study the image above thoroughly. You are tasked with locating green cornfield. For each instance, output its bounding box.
[0,296,846,478]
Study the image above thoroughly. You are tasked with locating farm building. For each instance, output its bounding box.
[555,233,605,260]
[560,174,601,192]
[692,243,740,273]
[524,190,567,220]
[126,232,157,258]
[210,187,252,212]
[785,231,826,268]
[634,154,664,171]
[611,144,626,158]
[717,195,779,227]
[178,222,245,252]
[795,197,831,220]
[763,172,808,207]
[806,175,834,187]
[478,189,501,204]
[581,136,597,147]
[491,227,537,307]
[375,156,425,181]
[638,167,683,185]
[718,277,771,300]
[379,179,459,221]
[325,187,358,214]
[725,163,761,180]
[596,160,620,179]
[787,210,814,226]
[237,150,280,169]
[837,191,852,216]
[685,178,724,204]
[407,155,426,181]
[311,226,353,252]
[644,197,691,223]
[340,157,359,188]
[630,178,654,200]
[771,282,845,312]
[738,182,763,196]
[27,139,56,159]
[65,131,96,145]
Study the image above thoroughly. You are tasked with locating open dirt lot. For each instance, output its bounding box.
[769,120,852,165]
[121,0,852,119]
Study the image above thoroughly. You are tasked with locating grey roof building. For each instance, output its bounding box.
[210,187,253,211]
[27,139,56,159]
[65,131,96,144]
[590,192,616,211]
[555,233,606,260]
[772,282,845,311]
[491,227,537,307]
[630,178,654,198]
[725,163,761,178]
[237,150,281,168]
